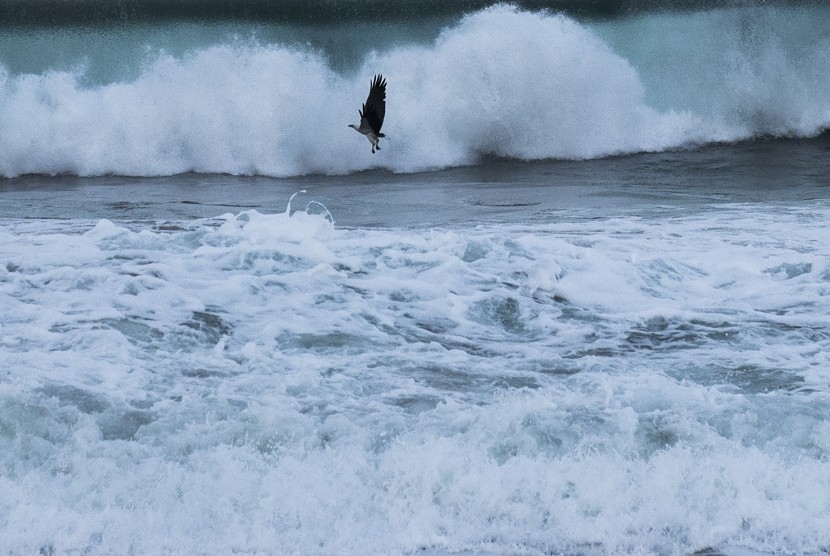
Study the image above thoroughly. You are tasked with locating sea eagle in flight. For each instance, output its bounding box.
[349,74,386,153]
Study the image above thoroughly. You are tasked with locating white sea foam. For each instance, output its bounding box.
[2,199,830,553]
[0,5,828,178]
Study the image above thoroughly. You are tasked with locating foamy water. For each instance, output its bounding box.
[0,4,829,177]
[2,194,829,554]
[3,2,830,553]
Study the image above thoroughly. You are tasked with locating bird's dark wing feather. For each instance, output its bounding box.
[362,74,386,134]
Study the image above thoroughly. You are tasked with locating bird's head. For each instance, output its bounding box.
[347,124,357,130]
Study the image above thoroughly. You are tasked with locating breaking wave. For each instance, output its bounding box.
[0,4,828,177]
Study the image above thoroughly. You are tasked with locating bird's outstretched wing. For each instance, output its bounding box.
[360,74,386,134]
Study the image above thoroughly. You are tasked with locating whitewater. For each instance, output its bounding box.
[2,2,830,555]
[0,4,828,177]
[3,181,830,554]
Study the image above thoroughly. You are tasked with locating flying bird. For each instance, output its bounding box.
[349,74,386,153]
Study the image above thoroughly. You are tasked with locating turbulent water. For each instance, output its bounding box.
[2,1,830,554]
[0,2,828,177]
[3,182,830,554]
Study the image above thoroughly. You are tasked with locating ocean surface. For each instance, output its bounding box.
[2,1,830,554]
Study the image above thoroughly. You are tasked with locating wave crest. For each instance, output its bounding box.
[0,5,828,178]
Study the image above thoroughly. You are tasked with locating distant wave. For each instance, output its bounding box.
[0,4,828,178]
[1,0,826,25]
